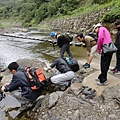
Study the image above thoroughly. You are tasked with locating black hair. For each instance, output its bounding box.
[8,62,19,71]
[76,33,84,38]
[114,20,120,26]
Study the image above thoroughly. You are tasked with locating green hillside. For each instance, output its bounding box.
[0,0,119,27]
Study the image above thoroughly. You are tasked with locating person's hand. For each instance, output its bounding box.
[1,83,9,92]
[1,86,5,92]
[43,67,48,72]
[98,50,102,54]
[4,83,9,87]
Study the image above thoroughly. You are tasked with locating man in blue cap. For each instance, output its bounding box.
[50,32,73,58]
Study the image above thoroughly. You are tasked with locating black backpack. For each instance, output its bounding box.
[21,67,46,90]
[64,57,80,72]
[88,32,98,42]
[62,33,73,42]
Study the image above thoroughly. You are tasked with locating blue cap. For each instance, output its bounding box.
[50,32,56,37]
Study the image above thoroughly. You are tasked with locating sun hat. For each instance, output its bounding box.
[50,32,57,37]
[93,23,102,32]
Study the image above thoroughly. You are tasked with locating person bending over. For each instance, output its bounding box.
[76,33,97,69]
[1,62,44,107]
[50,32,73,59]
[44,58,75,90]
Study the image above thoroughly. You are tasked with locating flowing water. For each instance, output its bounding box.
[0,29,87,68]
[0,28,87,120]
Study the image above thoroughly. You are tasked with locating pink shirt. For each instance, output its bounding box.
[97,27,112,54]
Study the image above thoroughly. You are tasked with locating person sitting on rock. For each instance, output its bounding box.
[50,32,73,59]
[1,62,44,108]
[76,33,97,69]
[44,58,75,91]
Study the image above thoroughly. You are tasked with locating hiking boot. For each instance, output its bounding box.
[83,63,90,69]
[83,63,88,67]
[113,69,120,74]
[95,78,100,82]
[97,81,108,86]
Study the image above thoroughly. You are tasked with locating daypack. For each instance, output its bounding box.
[22,67,46,90]
[62,33,73,42]
[64,57,80,72]
[88,32,98,42]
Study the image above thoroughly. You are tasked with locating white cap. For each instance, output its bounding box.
[93,23,102,32]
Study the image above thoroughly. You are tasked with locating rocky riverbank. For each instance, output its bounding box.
[39,8,113,34]
[0,1,120,119]
[1,58,120,120]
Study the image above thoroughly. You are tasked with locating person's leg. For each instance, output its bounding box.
[116,52,120,71]
[10,89,31,104]
[65,44,73,58]
[60,45,67,58]
[87,45,97,65]
[84,45,97,69]
[50,71,75,86]
[100,53,113,83]
[87,56,93,65]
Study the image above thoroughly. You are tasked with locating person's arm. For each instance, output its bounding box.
[44,59,58,72]
[97,27,104,54]
[85,37,91,52]
[3,75,22,92]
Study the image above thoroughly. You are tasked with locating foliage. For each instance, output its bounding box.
[0,0,120,26]
[92,0,112,4]
[102,1,120,22]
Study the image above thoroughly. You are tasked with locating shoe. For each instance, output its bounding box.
[95,78,100,82]
[113,69,120,74]
[110,68,117,71]
[58,85,68,91]
[83,63,88,67]
[83,63,90,69]
[97,81,108,86]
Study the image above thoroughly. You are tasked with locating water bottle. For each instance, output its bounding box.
[66,57,72,65]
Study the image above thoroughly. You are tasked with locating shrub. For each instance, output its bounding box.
[102,8,120,23]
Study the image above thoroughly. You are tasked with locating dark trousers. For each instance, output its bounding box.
[60,44,73,58]
[98,53,113,83]
[116,52,120,71]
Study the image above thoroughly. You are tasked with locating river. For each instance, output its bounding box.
[0,28,87,120]
[0,28,87,68]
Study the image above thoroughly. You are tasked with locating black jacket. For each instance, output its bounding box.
[57,35,70,48]
[50,58,72,73]
[4,67,44,100]
[114,28,120,52]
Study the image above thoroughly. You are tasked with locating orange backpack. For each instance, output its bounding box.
[24,67,46,90]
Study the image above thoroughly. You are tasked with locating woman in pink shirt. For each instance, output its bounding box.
[93,23,113,86]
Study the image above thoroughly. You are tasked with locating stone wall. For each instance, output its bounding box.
[40,8,110,34]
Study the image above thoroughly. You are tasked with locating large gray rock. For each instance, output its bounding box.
[1,58,55,84]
